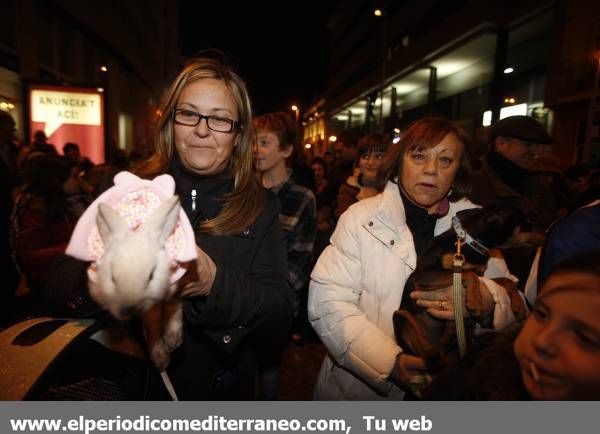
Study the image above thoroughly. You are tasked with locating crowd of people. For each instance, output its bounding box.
[0,56,599,401]
[0,111,146,326]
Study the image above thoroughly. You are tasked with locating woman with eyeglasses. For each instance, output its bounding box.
[44,57,293,400]
[334,133,391,219]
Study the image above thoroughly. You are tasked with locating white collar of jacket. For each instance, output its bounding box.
[370,180,409,234]
[359,179,477,270]
[357,180,416,269]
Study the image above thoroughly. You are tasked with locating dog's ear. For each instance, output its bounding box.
[489,205,527,233]
[479,205,525,246]
[456,208,479,221]
[483,212,505,229]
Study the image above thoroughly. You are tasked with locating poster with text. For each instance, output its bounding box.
[29,85,105,164]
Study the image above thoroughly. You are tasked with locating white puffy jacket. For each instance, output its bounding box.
[308,180,515,400]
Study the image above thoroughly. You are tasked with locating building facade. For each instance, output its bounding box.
[0,0,180,160]
[304,0,600,168]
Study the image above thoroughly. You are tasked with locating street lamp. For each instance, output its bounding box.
[374,6,386,132]
[291,104,300,144]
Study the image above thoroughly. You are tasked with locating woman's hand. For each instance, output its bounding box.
[410,272,495,321]
[410,285,455,320]
[389,352,430,393]
[176,246,216,297]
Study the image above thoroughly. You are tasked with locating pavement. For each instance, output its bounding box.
[278,338,327,400]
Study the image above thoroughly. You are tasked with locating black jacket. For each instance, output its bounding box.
[42,165,293,400]
[469,156,557,231]
[469,156,557,287]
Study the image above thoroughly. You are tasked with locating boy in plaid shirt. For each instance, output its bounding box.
[253,112,317,398]
[254,112,317,314]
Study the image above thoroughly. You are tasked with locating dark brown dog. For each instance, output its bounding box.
[393,205,525,371]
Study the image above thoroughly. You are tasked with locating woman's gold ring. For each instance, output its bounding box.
[439,301,445,310]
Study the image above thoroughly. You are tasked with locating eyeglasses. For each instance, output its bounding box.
[173,108,239,133]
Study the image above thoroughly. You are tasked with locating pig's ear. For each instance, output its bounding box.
[153,174,176,196]
[113,171,141,186]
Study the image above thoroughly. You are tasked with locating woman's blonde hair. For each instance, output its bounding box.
[137,57,265,235]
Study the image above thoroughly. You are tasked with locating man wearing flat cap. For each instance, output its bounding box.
[469,115,558,286]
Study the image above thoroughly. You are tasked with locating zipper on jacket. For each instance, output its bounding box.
[191,189,197,212]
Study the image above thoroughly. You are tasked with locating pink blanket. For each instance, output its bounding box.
[66,171,197,283]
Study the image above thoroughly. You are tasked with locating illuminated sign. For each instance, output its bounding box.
[29,85,105,164]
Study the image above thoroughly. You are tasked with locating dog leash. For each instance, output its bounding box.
[453,236,468,359]
[136,321,180,401]
[160,370,179,401]
[451,214,495,359]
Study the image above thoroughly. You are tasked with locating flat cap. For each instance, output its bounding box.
[490,115,551,144]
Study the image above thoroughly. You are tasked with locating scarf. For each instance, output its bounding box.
[487,151,529,195]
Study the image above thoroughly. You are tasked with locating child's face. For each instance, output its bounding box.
[253,131,290,174]
[514,271,600,400]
